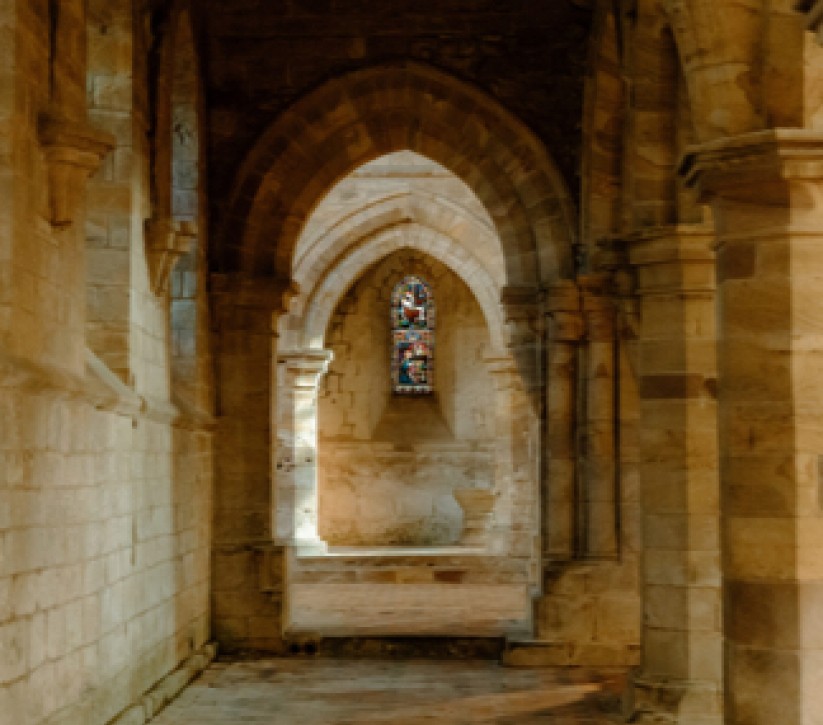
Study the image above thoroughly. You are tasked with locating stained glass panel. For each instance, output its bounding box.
[391,276,434,394]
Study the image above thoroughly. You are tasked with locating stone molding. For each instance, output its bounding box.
[145,217,198,296]
[679,129,823,201]
[277,348,335,388]
[0,347,214,430]
[37,110,115,228]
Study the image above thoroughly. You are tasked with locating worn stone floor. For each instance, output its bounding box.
[152,658,626,724]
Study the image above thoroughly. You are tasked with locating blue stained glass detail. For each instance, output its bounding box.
[391,276,434,394]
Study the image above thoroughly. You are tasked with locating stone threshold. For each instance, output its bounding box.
[107,643,218,725]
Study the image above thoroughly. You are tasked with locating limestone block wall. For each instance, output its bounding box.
[318,249,495,547]
[1,386,213,725]
[0,2,214,723]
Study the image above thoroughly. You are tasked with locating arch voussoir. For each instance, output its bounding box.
[219,61,576,287]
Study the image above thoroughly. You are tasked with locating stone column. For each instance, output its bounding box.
[210,274,292,646]
[683,130,823,725]
[274,349,333,553]
[626,227,722,724]
[484,352,539,589]
[497,287,543,588]
[579,275,619,559]
[544,281,584,562]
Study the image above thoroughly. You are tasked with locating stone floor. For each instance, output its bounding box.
[152,658,626,724]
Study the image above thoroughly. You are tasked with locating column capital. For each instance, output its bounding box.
[680,129,823,203]
[37,109,115,228]
[145,217,197,296]
[277,348,334,384]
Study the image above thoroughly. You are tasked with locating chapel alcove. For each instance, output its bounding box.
[276,150,537,637]
[317,249,495,547]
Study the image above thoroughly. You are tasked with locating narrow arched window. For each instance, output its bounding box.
[391,276,434,394]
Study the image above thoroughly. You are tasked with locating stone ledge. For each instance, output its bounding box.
[108,642,218,725]
[0,347,215,430]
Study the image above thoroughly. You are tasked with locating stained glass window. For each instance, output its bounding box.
[391,276,434,394]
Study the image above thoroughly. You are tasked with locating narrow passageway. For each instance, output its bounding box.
[152,659,625,724]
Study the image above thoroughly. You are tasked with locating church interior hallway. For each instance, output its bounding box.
[151,659,626,725]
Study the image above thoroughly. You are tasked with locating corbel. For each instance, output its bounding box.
[38,110,115,228]
[145,217,197,295]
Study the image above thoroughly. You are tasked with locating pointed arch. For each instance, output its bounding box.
[290,188,505,318]
[215,61,577,287]
[297,222,506,352]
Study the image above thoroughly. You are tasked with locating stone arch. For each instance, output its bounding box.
[293,222,506,352]
[662,0,760,140]
[290,189,504,322]
[216,61,577,287]
[293,189,504,293]
[589,0,702,233]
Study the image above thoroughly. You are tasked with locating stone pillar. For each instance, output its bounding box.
[683,130,823,725]
[484,353,539,591]
[498,287,543,588]
[579,276,619,559]
[274,349,333,553]
[626,227,722,724]
[544,281,584,562]
[211,274,291,646]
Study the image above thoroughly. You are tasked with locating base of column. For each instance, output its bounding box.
[625,674,723,724]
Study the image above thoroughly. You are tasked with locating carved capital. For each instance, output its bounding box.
[277,349,334,389]
[38,111,115,228]
[145,217,197,295]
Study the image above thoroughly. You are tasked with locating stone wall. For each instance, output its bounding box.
[0,2,214,724]
[318,249,494,546]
